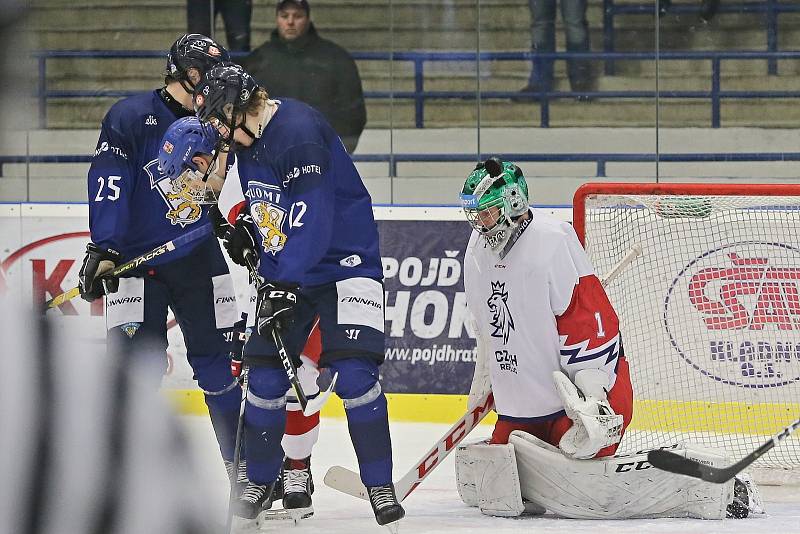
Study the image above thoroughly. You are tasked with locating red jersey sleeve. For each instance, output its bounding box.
[556,273,622,379]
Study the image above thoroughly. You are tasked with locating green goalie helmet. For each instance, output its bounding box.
[459,157,529,251]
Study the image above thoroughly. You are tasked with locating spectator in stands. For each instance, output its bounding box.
[241,0,367,153]
[187,0,252,52]
[518,0,594,100]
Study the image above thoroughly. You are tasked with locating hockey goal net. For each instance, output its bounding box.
[574,183,800,482]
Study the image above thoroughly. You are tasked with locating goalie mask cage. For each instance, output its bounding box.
[574,183,800,483]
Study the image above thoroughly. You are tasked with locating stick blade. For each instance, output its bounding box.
[323,465,368,500]
[302,372,338,417]
[647,449,731,483]
[647,449,704,478]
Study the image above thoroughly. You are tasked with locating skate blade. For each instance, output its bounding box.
[383,520,400,534]
[253,506,314,527]
[231,515,260,533]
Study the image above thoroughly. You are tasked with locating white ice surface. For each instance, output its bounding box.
[182,416,800,534]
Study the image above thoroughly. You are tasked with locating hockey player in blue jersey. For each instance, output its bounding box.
[77,35,248,495]
[158,115,327,520]
[192,63,405,528]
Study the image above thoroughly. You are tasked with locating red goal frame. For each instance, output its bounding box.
[573,182,800,245]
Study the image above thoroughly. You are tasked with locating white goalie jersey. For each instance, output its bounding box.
[464,212,622,419]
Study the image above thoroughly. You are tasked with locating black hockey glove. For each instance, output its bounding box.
[222,212,257,268]
[78,243,122,302]
[208,204,232,239]
[255,280,299,335]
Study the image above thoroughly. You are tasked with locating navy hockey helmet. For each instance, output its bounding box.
[166,34,230,91]
[158,116,219,181]
[194,63,258,139]
[158,116,222,204]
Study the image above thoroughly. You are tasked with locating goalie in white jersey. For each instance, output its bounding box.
[455,158,763,521]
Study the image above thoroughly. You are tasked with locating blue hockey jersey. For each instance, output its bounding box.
[231,98,382,286]
[88,90,212,264]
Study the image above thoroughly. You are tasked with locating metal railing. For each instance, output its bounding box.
[33,49,800,129]
[602,0,800,75]
[4,152,800,178]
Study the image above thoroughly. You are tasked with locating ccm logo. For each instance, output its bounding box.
[615,461,651,472]
[268,290,297,302]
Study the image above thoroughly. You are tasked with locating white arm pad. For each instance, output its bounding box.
[553,369,623,459]
[468,317,491,409]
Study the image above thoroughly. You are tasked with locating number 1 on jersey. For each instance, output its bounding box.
[594,312,606,338]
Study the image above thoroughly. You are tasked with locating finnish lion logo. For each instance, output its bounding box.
[165,178,202,225]
[487,281,515,344]
[252,202,287,254]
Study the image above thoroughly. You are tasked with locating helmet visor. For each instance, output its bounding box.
[461,193,504,234]
[172,166,222,205]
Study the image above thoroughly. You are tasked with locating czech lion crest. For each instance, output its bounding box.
[487,281,515,344]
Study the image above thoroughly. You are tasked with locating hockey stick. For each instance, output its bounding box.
[241,250,338,417]
[648,417,800,483]
[226,364,249,533]
[45,223,212,309]
[323,391,495,501]
[600,244,642,286]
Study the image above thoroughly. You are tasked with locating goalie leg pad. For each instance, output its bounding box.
[454,438,485,507]
[509,431,734,520]
[454,440,525,516]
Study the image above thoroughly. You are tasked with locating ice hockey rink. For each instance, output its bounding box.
[182,415,800,534]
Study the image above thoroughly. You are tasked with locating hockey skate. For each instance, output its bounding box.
[726,473,765,519]
[281,456,315,522]
[224,459,248,498]
[367,483,405,532]
[233,481,275,520]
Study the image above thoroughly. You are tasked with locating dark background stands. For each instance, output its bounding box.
[241,0,367,153]
[187,0,253,52]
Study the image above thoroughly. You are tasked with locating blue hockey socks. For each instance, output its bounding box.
[330,358,393,487]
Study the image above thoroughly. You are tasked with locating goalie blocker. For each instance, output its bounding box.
[455,431,764,520]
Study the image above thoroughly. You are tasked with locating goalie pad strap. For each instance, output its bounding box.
[509,430,734,520]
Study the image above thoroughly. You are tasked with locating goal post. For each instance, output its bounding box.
[573,182,800,480]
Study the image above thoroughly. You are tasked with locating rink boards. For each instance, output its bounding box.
[1,203,798,437]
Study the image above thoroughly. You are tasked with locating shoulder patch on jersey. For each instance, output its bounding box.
[282,163,323,187]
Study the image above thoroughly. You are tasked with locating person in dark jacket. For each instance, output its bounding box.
[241,0,367,153]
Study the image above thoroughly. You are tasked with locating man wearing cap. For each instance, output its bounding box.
[241,0,367,153]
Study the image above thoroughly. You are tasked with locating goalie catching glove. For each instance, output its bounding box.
[553,369,623,459]
[78,243,122,302]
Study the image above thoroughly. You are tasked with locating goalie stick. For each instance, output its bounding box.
[241,250,338,417]
[648,417,800,483]
[323,243,642,500]
[45,223,212,309]
[600,244,642,286]
[323,391,495,501]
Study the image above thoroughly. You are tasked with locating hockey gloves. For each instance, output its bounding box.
[221,212,257,268]
[553,369,623,459]
[78,243,122,302]
[208,204,233,239]
[255,280,299,335]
